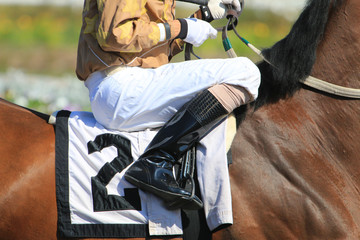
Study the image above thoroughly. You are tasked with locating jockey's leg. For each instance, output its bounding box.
[85,57,260,132]
[124,84,251,210]
[85,57,260,209]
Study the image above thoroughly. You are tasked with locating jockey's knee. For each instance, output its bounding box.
[208,84,251,113]
[214,57,260,110]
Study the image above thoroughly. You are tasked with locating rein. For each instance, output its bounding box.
[223,13,360,99]
[186,8,360,99]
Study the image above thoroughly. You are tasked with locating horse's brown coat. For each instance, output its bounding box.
[224,0,360,239]
[0,0,359,239]
[0,101,57,239]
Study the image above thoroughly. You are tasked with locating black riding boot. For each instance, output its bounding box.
[124,90,228,210]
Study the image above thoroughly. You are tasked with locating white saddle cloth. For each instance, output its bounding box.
[55,111,232,237]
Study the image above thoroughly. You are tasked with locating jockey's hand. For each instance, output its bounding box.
[182,18,217,47]
[208,0,242,20]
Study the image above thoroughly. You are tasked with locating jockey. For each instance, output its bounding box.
[76,0,260,210]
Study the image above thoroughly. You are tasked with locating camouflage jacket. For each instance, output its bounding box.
[76,0,184,80]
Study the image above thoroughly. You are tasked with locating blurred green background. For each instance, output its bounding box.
[0,4,299,113]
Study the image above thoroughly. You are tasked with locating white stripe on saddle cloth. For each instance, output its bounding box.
[67,111,182,236]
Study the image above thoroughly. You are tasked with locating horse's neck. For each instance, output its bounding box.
[294,1,360,167]
[312,0,360,88]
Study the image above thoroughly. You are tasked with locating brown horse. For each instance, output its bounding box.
[1,0,359,239]
[216,0,360,239]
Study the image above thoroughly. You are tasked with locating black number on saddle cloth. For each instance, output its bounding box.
[87,133,141,211]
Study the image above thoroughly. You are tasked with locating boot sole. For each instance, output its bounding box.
[124,174,203,210]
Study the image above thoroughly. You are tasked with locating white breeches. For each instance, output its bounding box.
[85,57,260,132]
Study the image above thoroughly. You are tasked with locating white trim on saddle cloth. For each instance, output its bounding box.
[55,111,182,238]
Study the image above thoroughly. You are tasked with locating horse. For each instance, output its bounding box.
[215,0,360,239]
[0,0,359,239]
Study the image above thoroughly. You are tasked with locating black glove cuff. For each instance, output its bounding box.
[177,18,188,39]
[199,5,214,22]
[164,22,171,40]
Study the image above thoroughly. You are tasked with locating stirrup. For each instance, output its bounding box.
[169,147,203,210]
[167,173,203,210]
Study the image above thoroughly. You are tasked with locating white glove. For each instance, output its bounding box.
[208,0,242,20]
[183,18,217,47]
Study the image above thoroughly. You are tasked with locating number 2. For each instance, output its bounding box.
[88,133,141,211]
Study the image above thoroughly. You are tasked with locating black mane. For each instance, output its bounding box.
[235,0,342,123]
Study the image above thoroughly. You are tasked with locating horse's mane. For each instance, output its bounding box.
[235,0,342,123]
